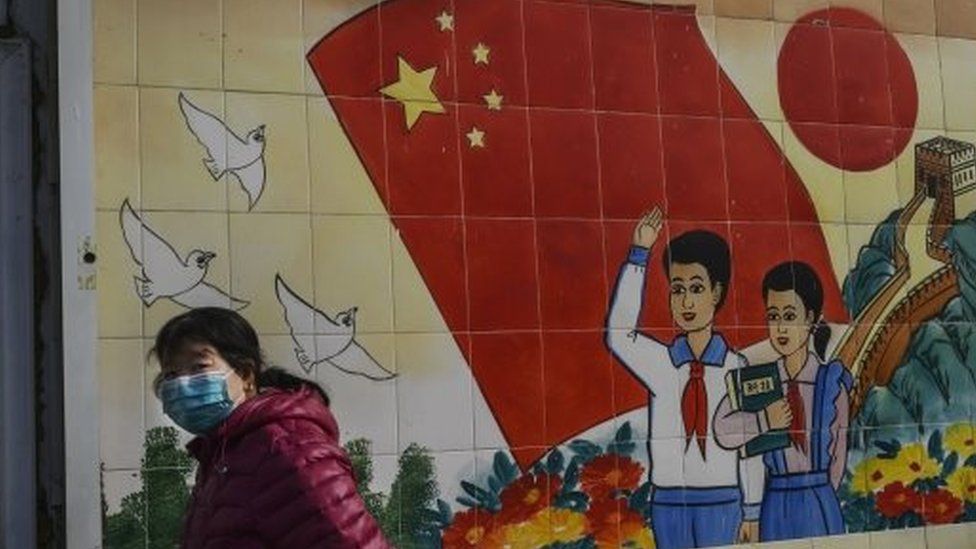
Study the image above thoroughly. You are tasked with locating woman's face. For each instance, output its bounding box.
[157,343,251,403]
[765,289,814,358]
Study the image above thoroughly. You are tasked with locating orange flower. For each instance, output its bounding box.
[580,455,645,501]
[497,473,562,524]
[442,508,493,548]
[921,489,964,525]
[587,499,651,548]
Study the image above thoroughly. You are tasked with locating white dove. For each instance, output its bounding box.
[119,199,249,310]
[178,92,267,209]
[274,274,395,381]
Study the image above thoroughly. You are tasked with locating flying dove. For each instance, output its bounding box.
[274,274,395,381]
[178,92,267,209]
[119,199,249,310]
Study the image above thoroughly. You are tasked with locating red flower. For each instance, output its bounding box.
[580,455,644,501]
[586,499,649,548]
[442,508,492,548]
[497,473,562,524]
[875,482,921,518]
[921,489,964,525]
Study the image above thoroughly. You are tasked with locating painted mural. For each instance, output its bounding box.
[92,0,976,547]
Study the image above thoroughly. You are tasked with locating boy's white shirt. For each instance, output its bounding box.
[607,262,764,511]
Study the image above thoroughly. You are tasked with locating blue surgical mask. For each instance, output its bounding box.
[160,371,238,435]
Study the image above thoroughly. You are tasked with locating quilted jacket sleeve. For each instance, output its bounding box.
[252,427,391,549]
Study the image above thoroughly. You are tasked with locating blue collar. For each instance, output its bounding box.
[668,333,728,368]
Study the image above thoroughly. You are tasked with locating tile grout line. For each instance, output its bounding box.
[375,0,401,483]
[443,0,477,457]
[584,0,616,443]
[520,0,548,455]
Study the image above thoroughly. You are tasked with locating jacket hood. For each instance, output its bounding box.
[187,385,337,464]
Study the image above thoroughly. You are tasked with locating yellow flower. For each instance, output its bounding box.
[536,508,589,544]
[890,443,941,485]
[482,521,547,549]
[621,525,655,549]
[945,423,976,460]
[850,457,897,494]
[947,466,976,503]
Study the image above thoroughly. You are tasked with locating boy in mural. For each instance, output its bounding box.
[714,261,851,541]
[606,207,769,549]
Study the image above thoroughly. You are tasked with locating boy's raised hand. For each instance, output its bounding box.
[633,206,663,248]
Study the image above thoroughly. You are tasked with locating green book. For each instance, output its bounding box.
[725,362,790,458]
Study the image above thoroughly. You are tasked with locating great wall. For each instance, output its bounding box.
[834,136,976,412]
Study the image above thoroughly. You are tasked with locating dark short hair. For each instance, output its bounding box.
[150,307,328,404]
[662,230,731,309]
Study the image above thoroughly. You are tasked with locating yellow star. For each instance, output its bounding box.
[435,11,454,32]
[466,127,486,148]
[379,56,446,131]
[472,42,491,65]
[484,89,503,111]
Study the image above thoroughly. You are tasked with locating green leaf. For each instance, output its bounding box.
[547,449,565,475]
[874,439,901,459]
[929,430,945,461]
[607,440,637,456]
[553,491,588,512]
[437,499,453,524]
[629,481,652,516]
[615,421,633,444]
[488,475,501,495]
[493,452,518,486]
[562,459,580,494]
[421,508,448,527]
[543,538,597,549]
[456,496,480,509]
[568,440,602,462]
[460,481,491,504]
[944,452,959,477]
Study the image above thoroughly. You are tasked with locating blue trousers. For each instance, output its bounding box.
[651,486,742,549]
[760,472,844,541]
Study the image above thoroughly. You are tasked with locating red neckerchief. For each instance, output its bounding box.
[681,361,708,458]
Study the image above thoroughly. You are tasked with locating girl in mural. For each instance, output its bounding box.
[715,261,853,541]
[151,307,391,549]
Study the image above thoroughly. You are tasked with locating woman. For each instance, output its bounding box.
[151,307,390,548]
[715,261,851,541]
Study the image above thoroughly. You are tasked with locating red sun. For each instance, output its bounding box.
[778,8,918,172]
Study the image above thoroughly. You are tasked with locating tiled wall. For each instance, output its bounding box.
[92,0,976,547]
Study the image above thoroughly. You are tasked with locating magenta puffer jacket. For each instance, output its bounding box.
[180,386,390,548]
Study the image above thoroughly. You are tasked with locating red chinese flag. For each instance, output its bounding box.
[308,0,845,467]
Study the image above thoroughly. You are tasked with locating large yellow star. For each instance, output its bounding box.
[379,56,446,130]
[472,43,491,65]
[484,89,504,111]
